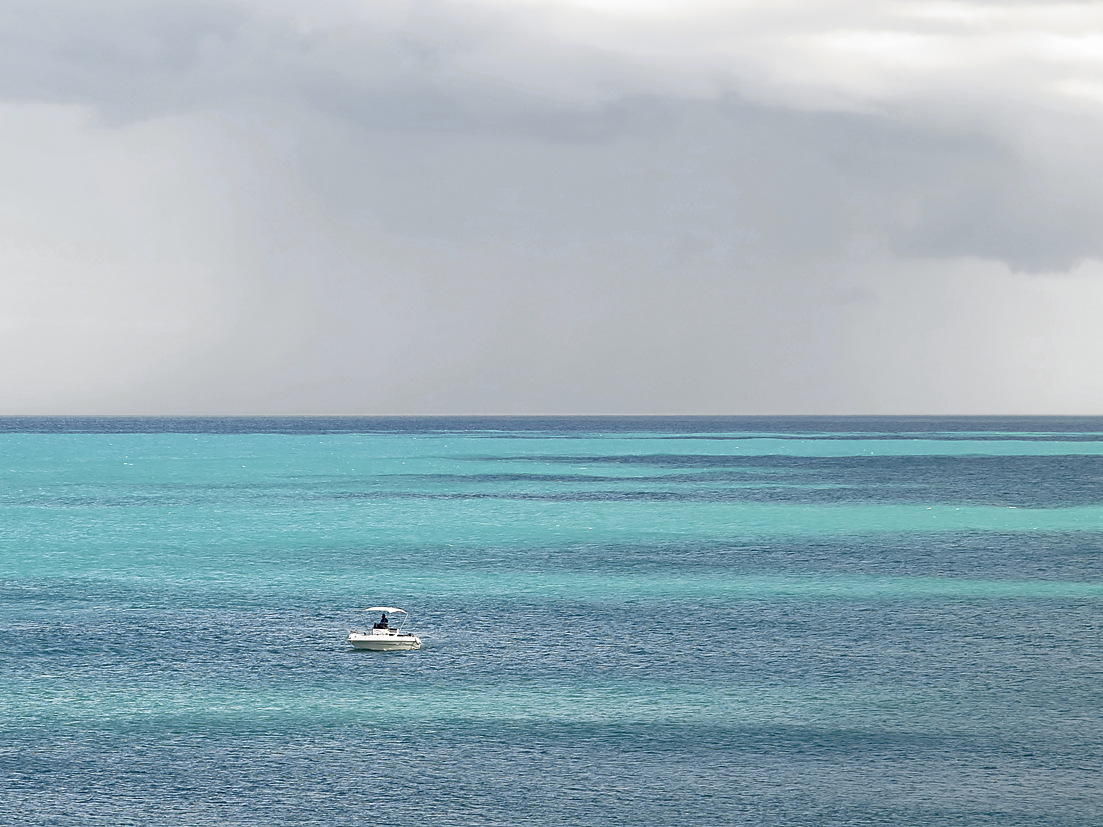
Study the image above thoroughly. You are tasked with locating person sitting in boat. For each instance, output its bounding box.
[373,613,388,629]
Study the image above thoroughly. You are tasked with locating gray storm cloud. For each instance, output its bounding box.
[1,0,1102,413]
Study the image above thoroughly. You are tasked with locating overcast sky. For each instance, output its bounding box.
[2,0,1102,414]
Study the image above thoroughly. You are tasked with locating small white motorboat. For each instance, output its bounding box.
[347,607,422,651]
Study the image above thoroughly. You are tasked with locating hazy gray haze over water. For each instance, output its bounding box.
[2,1,1103,414]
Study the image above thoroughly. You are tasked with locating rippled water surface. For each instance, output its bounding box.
[2,417,1102,825]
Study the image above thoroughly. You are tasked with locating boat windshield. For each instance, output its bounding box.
[364,607,409,632]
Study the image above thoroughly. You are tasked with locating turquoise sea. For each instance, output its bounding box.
[2,416,1103,825]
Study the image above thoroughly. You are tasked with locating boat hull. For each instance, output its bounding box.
[347,632,421,651]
